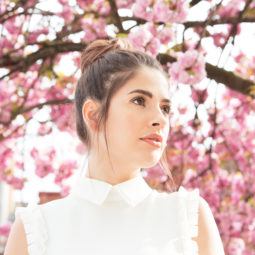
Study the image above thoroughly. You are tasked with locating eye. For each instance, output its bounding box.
[162,105,171,115]
[131,96,145,106]
[131,96,171,115]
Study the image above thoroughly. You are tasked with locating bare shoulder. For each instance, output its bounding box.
[192,196,225,255]
[4,216,29,255]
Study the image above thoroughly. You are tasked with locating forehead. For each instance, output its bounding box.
[120,66,170,95]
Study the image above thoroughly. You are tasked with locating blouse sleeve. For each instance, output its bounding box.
[15,204,48,255]
[178,186,200,255]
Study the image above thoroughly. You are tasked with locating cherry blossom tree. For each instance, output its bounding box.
[1,0,255,254]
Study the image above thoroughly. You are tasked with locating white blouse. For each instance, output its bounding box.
[15,164,201,255]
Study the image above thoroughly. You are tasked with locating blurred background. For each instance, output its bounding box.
[1,0,255,254]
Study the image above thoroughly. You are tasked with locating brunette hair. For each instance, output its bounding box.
[74,37,177,192]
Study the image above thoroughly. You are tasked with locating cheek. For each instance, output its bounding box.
[107,110,141,144]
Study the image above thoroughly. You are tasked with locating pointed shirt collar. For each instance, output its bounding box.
[70,170,153,207]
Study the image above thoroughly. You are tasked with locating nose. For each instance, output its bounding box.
[150,106,169,127]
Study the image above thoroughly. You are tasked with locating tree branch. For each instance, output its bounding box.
[0,98,73,126]
[108,0,125,33]
[190,0,203,7]
[21,97,73,114]
[1,41,254,97]
[157,53,255,96]
[0,41,85,79]
[119,16,255,29]
[184,16,255,28]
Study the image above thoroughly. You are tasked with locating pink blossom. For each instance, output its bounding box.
[58,0,69,4]
[35,163,55,178]
[77,0,94,9]
[212,31,228,48]
[168,0,188,23]
[128,25,153,51]
[132,0,188,23]
[48,148,57,161]
[146,166,166,183]
[60,184,70,197]
[76,143,87,154]
[153,0,188,23]
[132,0,154,21]
[54,160,78,184]
[152,0,170,23]
[30,147,39,158]
[92,17,108,37]
[83,29,98,42]
[168,50,206,85]
[0,38,14,56]
[187,147,200,160]
[218,0,245,18]
[27,28,49,44]
[0,223,11,237]
[146,37,161,57]
[228,237,245,255]
[58,5,73,23]
[0,110,11,123]
[72,54,81,68]
[45,85,66,101]
[144,22,158,36]
[38,123,53,136]
[27,63,40,72]
[0,147,13,170]
[24,0,37,8]
[93,0,111,15]
[157,26,174,45]
[234,53,255,81]
[191,89,208,104]
[116,0,133,8]
[50,104,75,132]
[81,18,108,42]
[15,161,24,170]
[231,221,243,235]
[211,24,241,48]
[4,19,19,35]
[31,147,56,178]
[177,106,188,114]
[7,176,26,190]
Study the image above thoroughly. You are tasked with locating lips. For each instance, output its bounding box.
[140,138,161,148]
[140,133,163,142]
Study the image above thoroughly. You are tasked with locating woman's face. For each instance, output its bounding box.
[98,66,171,170]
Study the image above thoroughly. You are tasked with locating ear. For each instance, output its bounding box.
[82,99,100,132]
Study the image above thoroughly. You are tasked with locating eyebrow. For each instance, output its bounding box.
[128,89,171,104]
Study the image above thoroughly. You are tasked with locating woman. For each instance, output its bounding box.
[4,38,225,255]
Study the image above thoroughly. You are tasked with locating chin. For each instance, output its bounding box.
[141,156,161,169]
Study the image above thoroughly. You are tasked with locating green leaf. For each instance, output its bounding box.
[116,33,128,38]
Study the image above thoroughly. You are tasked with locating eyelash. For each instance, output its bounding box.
[131,96,171,115]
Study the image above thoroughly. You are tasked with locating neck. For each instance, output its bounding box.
[85,154,141,185]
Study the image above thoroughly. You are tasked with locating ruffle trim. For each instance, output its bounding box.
[178,186,200,255]
[15,204,48,255]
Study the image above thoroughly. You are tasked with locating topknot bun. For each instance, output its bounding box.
[80,38,134,73]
